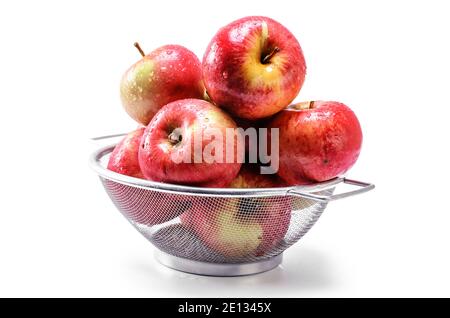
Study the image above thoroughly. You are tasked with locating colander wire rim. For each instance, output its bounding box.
[89,144,344,198]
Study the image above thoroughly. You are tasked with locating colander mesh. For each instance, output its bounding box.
[100,177,333,264]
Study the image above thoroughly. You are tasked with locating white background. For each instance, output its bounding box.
[0,0,449,297]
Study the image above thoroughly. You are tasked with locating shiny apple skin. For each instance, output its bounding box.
[269,101,362,185]
[203,16,306,120]
[120,45,204,125]
[107,127,145,178]
[139,99,242,187]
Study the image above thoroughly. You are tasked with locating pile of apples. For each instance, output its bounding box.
[107,16,362,259]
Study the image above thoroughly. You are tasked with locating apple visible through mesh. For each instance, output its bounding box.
[100,175,333,264]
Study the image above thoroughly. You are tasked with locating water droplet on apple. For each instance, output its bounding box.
[222,71,228,79]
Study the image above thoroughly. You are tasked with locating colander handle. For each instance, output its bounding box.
[288,178,375,202]
[91,133,128,141]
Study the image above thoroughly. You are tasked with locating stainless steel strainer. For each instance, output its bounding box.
[90,142,374,276]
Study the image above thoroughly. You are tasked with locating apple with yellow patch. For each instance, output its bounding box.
[185,197,291,259]
[202,16,306,120]
[121,43,204,125]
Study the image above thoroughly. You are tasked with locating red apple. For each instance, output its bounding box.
[139,98,242,187]
[103,179,192,225]
[120,43,204,125]
[229,165,286,188]
[107,127,145,178]
[179,165,286,230]
[186,197,291,258]
[228,165,314,211]
[202,16,306,120]
[268,101,363,185]
[106,128,190,225]
[180,166,293,258]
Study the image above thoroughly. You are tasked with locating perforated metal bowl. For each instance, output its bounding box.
[90,143,374,276]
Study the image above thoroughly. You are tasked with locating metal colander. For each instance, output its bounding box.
[90,143,374,276]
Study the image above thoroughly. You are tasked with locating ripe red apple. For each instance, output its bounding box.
[139,98,242,187]
[106,128,190,225]
[180,165,286,230]
[202,16,306,120]
[103,179,192,226]
[120,43,204,125]
[229,165,286,188]
[107,127,145,178]
[186,197,291,258]
[268,101,363,185]
[228,165,314,215]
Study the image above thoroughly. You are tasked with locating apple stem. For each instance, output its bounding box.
[168,129,182,144]
[261,47,280,64]
[203,90,212,103]
[290,101,314,110]
[134,42,145,57]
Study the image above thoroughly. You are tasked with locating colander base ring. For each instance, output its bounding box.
[155,250,283,277]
